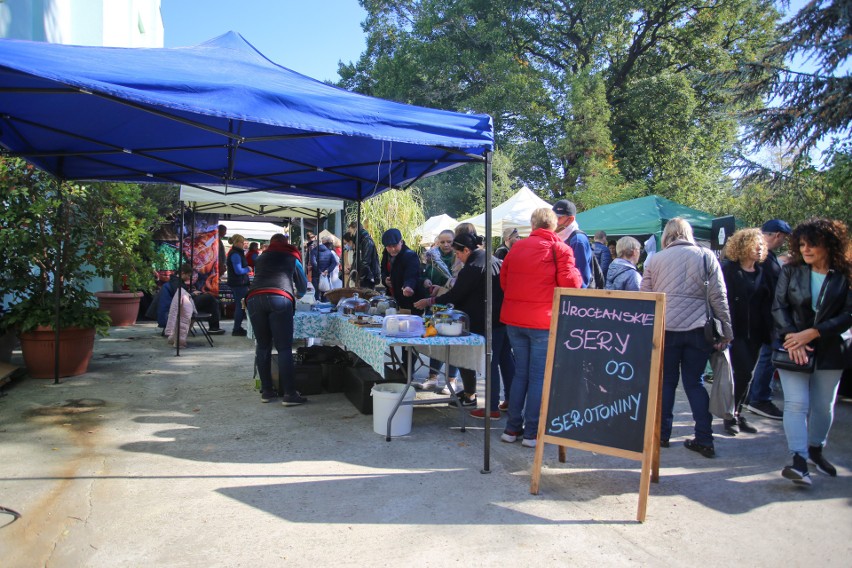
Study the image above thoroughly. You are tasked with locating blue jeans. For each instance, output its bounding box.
[247,294,296,395]
[778,368,842,457]
[662,328,714,445]
[748,343,775,403]
[231,285,248,331]
[491,326,515,411]
[506,326,549,439]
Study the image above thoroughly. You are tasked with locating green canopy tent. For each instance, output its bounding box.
[575,195,716,242]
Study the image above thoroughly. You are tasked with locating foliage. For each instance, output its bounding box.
[418,149,517,219]
[80,182,166,293]
[0,157,170,333]
[730,141,852,228]
[346,188,426,250]
[343,0,779,208]
[726,0,851,160]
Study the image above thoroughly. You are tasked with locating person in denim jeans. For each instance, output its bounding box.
[772,218,852,485]
[246,233,308,406]
[499,208,582,447]
[641,218,733,458]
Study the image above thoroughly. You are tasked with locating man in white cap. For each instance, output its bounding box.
[745,219,792,420]
[553,199,594,288]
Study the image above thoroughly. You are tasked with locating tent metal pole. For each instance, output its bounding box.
[299,218,304,258]
[53,186,65,384]
[356,201,362,286]
[482,151,493,474]
[175,201,185,357]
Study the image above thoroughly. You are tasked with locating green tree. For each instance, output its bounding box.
[347,188,426,250]
[343,0,779,208]
[730,0,851,159]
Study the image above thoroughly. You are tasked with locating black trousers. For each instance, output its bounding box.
[192,293,221,330]
[729,336,762,413]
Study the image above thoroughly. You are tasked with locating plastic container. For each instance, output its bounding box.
[432,304,470,336]
[382,314,425,337]
[371,382,415,437]
[337,293,370,316]
[367,294,398,315]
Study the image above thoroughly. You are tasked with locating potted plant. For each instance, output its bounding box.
[83,182,166,326]
[0,157,111,378]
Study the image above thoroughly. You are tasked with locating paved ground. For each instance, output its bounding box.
[1,322,850,567]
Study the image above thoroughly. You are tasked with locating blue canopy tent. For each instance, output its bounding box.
[0,32,498,467]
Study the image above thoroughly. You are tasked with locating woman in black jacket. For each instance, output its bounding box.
[773,218,852,485]
[414,232,514,415]
[721,228,773,435]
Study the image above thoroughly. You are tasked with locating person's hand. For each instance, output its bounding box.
[385,277,392,287]
[783,329,819,364]
[423,279,432,289]
[402,286,414,297]
[713,339,730,351]
[413,298,430,310]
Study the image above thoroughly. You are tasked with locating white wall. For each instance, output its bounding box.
[0,0,163,47]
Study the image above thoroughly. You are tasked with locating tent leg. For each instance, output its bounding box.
[176,201,185,357]
[482,151,493,474]
[53,190,65,384]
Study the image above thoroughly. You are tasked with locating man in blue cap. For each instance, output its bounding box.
[745,219,792,420]
[380,228,425,313]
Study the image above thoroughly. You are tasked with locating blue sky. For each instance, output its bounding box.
[160,0,368,82]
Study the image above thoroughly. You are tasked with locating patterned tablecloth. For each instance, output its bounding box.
[292,312,485,375]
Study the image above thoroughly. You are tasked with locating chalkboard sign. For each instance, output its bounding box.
[545,292,658,452]
[530,288,666,522]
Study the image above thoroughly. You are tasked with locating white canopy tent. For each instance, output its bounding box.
[179,185,344,220]
[460,186,551,238]
[413,214,458,245]
[219,220,288,242]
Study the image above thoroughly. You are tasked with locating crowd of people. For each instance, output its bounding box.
[156,207,851,485]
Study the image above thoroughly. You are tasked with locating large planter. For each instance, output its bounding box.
[95,291,143,326]
[19,326,96,379]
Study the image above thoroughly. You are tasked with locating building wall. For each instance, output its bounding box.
[0,0,163,47]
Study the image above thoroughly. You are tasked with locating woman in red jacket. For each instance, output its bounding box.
[500,207,582,447]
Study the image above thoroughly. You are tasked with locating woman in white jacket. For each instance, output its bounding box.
[641,218,733,458]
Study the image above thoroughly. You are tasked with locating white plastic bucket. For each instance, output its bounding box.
[371,383,415,437]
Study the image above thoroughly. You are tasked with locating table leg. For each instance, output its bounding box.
[446,345,466,433]
[386,347,414,442]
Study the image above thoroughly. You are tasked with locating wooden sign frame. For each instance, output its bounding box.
[530,288,666,522]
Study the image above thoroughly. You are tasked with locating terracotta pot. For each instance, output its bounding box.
[95,291,143,326]
[19,326,96,379]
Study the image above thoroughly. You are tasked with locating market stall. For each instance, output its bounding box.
[0,32,498,467]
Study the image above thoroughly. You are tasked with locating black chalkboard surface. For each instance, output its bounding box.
[544,292,658,453]
[531,288,665,522]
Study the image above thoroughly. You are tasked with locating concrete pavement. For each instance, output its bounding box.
[1,322,850,567]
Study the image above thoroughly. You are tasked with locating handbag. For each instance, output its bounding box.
[702,254,723,344]
[771,348,815,373]
[318,274,331,292]
[709,348,735,418]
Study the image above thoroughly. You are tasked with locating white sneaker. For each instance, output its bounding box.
[440,379,462,395]
[414,375,440,390]
[521,438,537,448]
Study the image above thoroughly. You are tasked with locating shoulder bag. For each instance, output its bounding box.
[702,253,723,345]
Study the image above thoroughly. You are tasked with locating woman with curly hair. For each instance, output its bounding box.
[773,218,852,485]
[721,228,773,435]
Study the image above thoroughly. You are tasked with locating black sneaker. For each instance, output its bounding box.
[684,438,715,458]
[281,392,307,406]
[260,391,278,403]
[660,439,670,448]
[782,454,812,485]
[723,418,739,436]
[808,445,837,477]
[208,328,226,335]
[745,400,783,420]
[232,328,248,337]
[449,392,477,408]
[737,415,758,434]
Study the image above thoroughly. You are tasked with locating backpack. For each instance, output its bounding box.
[568,230,605,289]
